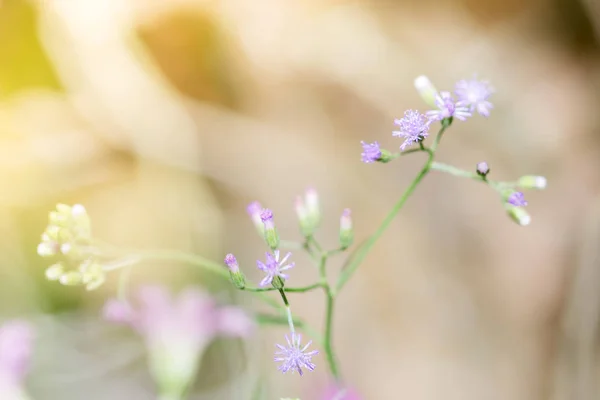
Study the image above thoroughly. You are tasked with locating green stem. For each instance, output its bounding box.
[336,149,434,291]
[336,124,449,291]
[242,283,323,293]
[430,162,513,192]
[324,285,339,380]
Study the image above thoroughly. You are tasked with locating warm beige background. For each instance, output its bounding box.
[0,0,599,399]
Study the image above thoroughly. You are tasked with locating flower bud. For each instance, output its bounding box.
[339,208,354,249]
[224,254,246,289]
[305,188,321,229]
[518,175,547,190]
[476,161,489,177]
[246,201,264,234]
[414,75,439,108]
[507,206,531,226]
[294,196,313,237]
[59,271,83,286]
[37,242,57,257]
[260,209,280,250]
[272,276,285,290]
[45,263,65,281]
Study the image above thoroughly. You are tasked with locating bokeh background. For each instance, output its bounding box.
[1,0,600,398]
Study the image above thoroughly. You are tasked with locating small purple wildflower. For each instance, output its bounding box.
[476,161,489,176]
[256,250,294,287]
[392,110,430,150]
[426,91,471,122]
[508,192,528,207]
[360,141,381,163]
[260,208,275,230]
[224,254,239,273]
[274,332,318,376]
[455,77,494,117]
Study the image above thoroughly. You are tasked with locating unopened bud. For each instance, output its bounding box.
[59,271,83,286]
[476,161,489,177]
[295,196,312,237]
[507,206,531,226]
[414,75,439,108]
[246,201,264,234]
[224,253,246,289]
[45,263,65,280]
[260,209,280,250]
[37,242,57,257]
[339,208,354,249]
[305,188,321,228]
[518,175,547,190]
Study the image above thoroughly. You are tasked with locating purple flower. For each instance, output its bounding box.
[360,141,381,163]
[426,92,471,121]
[275,332,318,375]
[455,77,494,117]
[260,208,274,229]
[256,250,294,287]
[476,161,489,176]
[0,321,34,388]
[103,286,253,394]
[392,110,430,150]
[224,253,239,273]
[508,192,528,207]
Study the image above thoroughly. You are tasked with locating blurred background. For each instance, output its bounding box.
[1,0,600,398]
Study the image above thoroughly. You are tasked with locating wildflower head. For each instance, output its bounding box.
[274,332,318,376]
[339,208,354,249]
[507,191,528,207]
[414,75,439,108]
[224,253,245,289]
[256,250,295,288]
[455,77,494,117]
[393,110,430,151]
[260,208,280,250]
[476,161,490,177]
[426,91,471,122]
[518,175,547,190]
[247,201,264,234]
[360,141,382,163]
[0,320,34,395]
[103,286,253,398]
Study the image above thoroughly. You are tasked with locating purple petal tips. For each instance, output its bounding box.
[260,209,274,223]
[246,201,262,217]
[224,254,239,273]
[360,141,382,163]
[508,192,528,207]
[257,250,294,287]
[392,110,430,150]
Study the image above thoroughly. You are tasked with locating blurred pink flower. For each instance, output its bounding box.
[0,320,34,399]
[103,286,254,398]
[323,384,361,400]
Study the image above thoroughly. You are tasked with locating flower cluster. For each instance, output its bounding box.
[38,204,139,290]
[104,286,253,398]
[361,74,494,158]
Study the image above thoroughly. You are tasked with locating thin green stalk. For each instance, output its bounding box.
[336,149,434,291]
[336,124,449,291]
[324,285,339,380]
[242,283,323,293]
[430,162,514,192]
